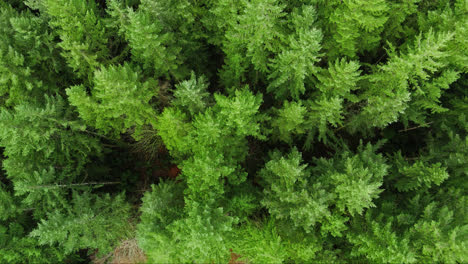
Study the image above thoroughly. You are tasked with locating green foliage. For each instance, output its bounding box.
[155,107,193,158]
[348,193,468,264]
[222,181,262,223]
[271,101,307,144]
[271,58,362,145]
[137,181,184,262]
[138,184,235,263]
[261,148,331,232]
[410,201,467,263]
[0,97,99,167]
[391,152,449,192]
[172,72,211,116]
[30,192,131,257]
[352,29,456,130]
[0,4,66,106]
[348,211,417,263]
[0,96,102,215]
[267,6,322,100]
[122,2,182,78]
[261,143,387,235]
[143,89,263,262]
[1,1,466,263]
[220,0,286,86]
[228,218,329,263]
[67,63,158,139]
[43,0,110,78]
[165,200,235,263]
[316,58,362,99]
[156,87,264,201]
[112,0,208,79]
[230,219,290,263]
[138,181,185,239]
[417,0,468,72]
[328,0,389,59]
[312,143,388,217]
[0,183,16,221]
[0,221,65,264]
[181,89,263,200]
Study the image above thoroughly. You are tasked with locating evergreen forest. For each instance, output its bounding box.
[0,0,467,263]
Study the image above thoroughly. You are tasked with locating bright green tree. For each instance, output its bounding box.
[43,0,110,78]
[67,63,158,139]
[0,3,67,106]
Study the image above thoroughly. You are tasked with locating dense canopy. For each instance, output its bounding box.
[0,0,466,263]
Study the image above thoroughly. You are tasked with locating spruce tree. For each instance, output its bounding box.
[0,96,102,216]
[0,4,67,106]
[67,63,158,139]
[43,0,111,79]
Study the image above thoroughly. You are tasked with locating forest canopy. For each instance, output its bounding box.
[0,0,467,263]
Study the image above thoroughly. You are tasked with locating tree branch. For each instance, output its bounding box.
[398,122,433,133]
[31,182,121,189]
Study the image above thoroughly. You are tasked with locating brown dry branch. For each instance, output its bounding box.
[92,239,147,264]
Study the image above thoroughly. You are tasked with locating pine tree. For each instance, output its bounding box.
[155,107,193,160]
[390,152,449,192]
[137,181,184,262]
[43,0,110,78]
[261,143,388,236]
[110,0,208,80]
[0,3,67,106]
[260,148,332,232]
[172,72,211,117]
[229,219,291,263]
[271,101,307,144]
[348,191,467,263]
[67,63,158,139]
[181,89,263,201]
[0,221,65,263]
[0,96,102,216]
[327,0,389,59]
[30,191,131,257]
[347,210,417,263]
[417,0,468,72]
[164,199,235,263]
[220,0,286,87]
[267,6,322,100]
[350,29,457,131]
[138,181,235,263]
[145,88,264,262]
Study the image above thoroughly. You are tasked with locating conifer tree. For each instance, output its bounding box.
[181,89,263,201]
[30,191,131,257]
[0,221,65,263]
[143,88,264,262]
[0,182,17,221]
[261,143,387,235]
[327,0,389,59]
[137,181,185,262]
[0,3,66,106]
[172,72,211,117]
[220,0,286,87]
[267,5,322,100]
[109,0,208,80]
[350,29,457,131]
[43,0,110,78]
[67,63,158,139]
[0,96,102,216]
[271,101,307,144]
